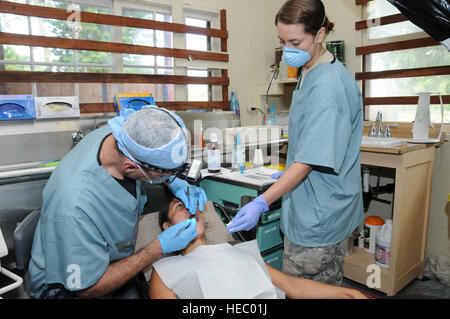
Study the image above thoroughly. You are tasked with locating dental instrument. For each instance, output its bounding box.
[173,223,191,238]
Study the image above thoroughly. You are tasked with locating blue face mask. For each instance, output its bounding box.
[283,45,313,68]
[282,14,326,69]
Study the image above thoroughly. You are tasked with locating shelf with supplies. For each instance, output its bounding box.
[343,144,437,296]
[257,77,298,99]
[276,78,299,86]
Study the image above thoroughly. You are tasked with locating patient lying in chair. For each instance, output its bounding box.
[149,187,366,299]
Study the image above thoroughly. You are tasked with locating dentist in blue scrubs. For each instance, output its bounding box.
[228,0,363,285]
[29,106,206,298]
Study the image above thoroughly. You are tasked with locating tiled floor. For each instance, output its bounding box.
[342,276,450,299]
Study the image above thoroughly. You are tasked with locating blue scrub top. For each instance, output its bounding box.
[29,126,147,297]
[281,58,364,247]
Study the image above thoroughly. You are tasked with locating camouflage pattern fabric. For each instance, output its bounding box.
[282,237,346,286]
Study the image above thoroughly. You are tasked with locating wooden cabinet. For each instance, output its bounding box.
[343,143,438,296]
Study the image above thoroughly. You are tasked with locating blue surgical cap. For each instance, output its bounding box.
[108,106,188,169]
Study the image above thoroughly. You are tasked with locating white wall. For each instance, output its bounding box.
[217,0,284,127]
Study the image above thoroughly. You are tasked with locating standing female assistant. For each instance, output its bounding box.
[227,0,364,285]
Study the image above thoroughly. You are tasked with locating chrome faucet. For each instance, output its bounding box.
[368,111,383,137]
[383,124,397,138]
[367,112,397,138]
[72,130,85,146]
[376,112,383,137]
[368,123,377,137]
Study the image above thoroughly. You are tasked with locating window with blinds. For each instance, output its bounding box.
[355,0,450,123]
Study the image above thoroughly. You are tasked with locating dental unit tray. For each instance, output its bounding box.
[202,167,279,192]
[113,93,155,113]
[34,96,80,119]
[0,95,36,121]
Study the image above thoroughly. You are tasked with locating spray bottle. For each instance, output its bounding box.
[267,104,277,126]
[232,132,245,174]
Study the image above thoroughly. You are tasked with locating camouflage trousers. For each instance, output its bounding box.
[282,237,346,286]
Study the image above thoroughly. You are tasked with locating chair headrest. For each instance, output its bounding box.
[14,210,40,271]
[134,201,234,282]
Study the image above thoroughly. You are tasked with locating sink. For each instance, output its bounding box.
[361,136,408,147]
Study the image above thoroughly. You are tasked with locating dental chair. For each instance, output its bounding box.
[12,209,40,297]
[0,226,24,297]
[10,201,234,298]
[13,209,147,299]
[134,201,235,289]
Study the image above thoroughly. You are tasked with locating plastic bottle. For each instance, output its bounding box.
[267,104,277,126]
[232,132,245,173]
[362,167,373,212]
[364,216,384,253]
[207,133,221,173]
[230,91,240,117]
[253,148,264,173]
[375,219,392,268]
[279,58,287,81]
[231,133,238,170]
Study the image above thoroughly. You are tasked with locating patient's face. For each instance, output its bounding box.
[164,198,205,237]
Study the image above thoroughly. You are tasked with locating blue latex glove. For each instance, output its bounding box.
[226,195,269,232]
[168,178,208,215]
[271,171,285,180]
[157,219,197,254]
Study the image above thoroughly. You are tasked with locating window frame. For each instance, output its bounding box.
[355,0,450,123]
[121,3,174,74]
[183,10,218,103]
[0,0,115,98]
[0,0,229,112]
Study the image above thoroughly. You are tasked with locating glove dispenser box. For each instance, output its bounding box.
[0,95,36,121]
[34,96,80,119]
[113,93,155,113]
